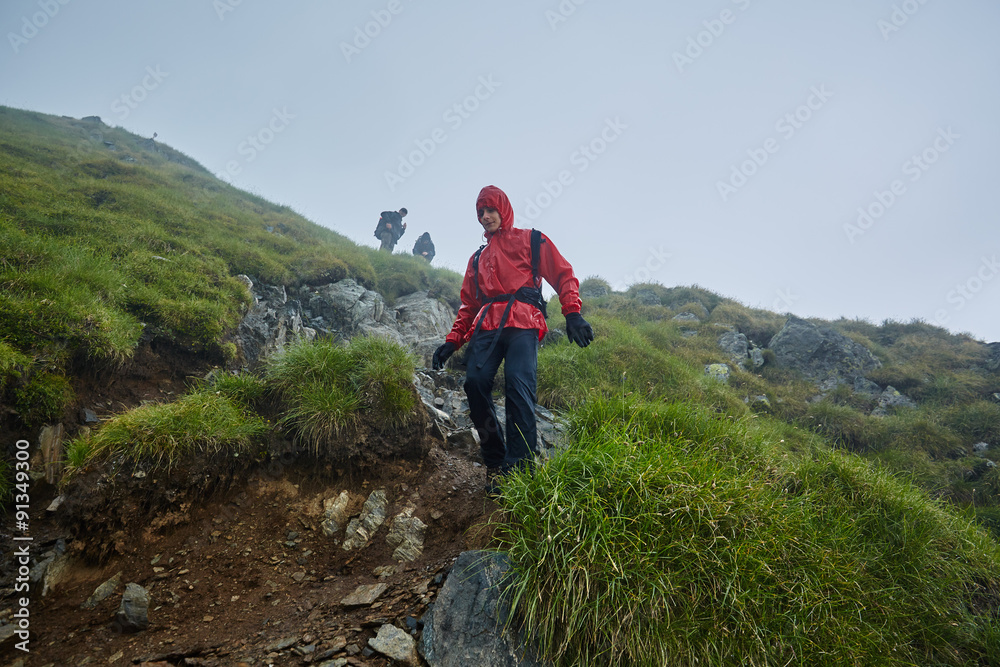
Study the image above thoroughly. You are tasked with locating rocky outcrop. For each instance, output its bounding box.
[768,316,881,391]
[236,278,316,368]
[306,279,401,342]
[234,278,454,369]
[718,331,764,370]
[421,551,548,666]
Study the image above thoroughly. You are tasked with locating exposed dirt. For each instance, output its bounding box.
[0,346,500,667]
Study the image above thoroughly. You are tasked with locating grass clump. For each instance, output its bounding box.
[64,389,268,472]
[204,370,268,412]
[265,336,416,452]
[495,397,1000,666]
[12,371,73,427]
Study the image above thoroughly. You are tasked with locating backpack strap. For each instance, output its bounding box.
[530,229,547,318]
[472,244,486,302]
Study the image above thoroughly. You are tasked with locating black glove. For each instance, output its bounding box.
[432,342,456,370]
[565,312,594,348]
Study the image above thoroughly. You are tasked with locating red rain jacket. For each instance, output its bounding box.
[445,185,582,349]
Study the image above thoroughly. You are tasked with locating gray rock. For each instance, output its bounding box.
[321,491,352,538]
[82,571,122,609]
[394,291,457,365]
[341,583,388,607]
[748,347,765,369]
[973,442,990,456]
[369,624,420,666]
[342,490,388,551]
[307,279,401,342]
[704,364,730,383]
[114,583,150,632]
[719,331,749,360]
[236,282,316,367]
[421,551,548,666]
[853,377,882,396]
[672,312,700,323]
[446,429,478,451]
[768,316,881,388]
[871,385,917,416]
[266,636,299,652]
[79,408,99,424]
[387,507,427,562]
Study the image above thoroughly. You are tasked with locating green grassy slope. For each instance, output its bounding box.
[3,107,1000,665]
[0,106,460,425]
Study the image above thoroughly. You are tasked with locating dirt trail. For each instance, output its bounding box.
[1,342,500,667]
[4,444,496,667]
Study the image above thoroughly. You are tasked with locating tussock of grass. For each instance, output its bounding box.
[13,371,74,428]
[496,398,1000,666]
[64,390,268,472]
[204,370,268,411]
[265,336,416,453]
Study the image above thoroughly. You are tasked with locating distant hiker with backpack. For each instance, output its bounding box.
[412,232,435,262]
[374,208,407,252]
[432,185,594,494]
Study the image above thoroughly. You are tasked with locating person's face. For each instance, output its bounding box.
[478,206,502,234]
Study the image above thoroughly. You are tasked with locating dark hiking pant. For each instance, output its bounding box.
[379,230,396,252]
[463,327,539,472]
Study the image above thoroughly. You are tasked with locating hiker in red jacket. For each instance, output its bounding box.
[432,185,594,493]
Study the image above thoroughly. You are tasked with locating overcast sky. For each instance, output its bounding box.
[2,0,998,342]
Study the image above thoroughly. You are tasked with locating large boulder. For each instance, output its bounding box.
[768,316,881,390]
[421,550,548,666]
[306,279,402,343]
[393,291,456,367]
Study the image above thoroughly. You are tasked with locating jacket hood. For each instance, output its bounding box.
[476,185,514,237]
